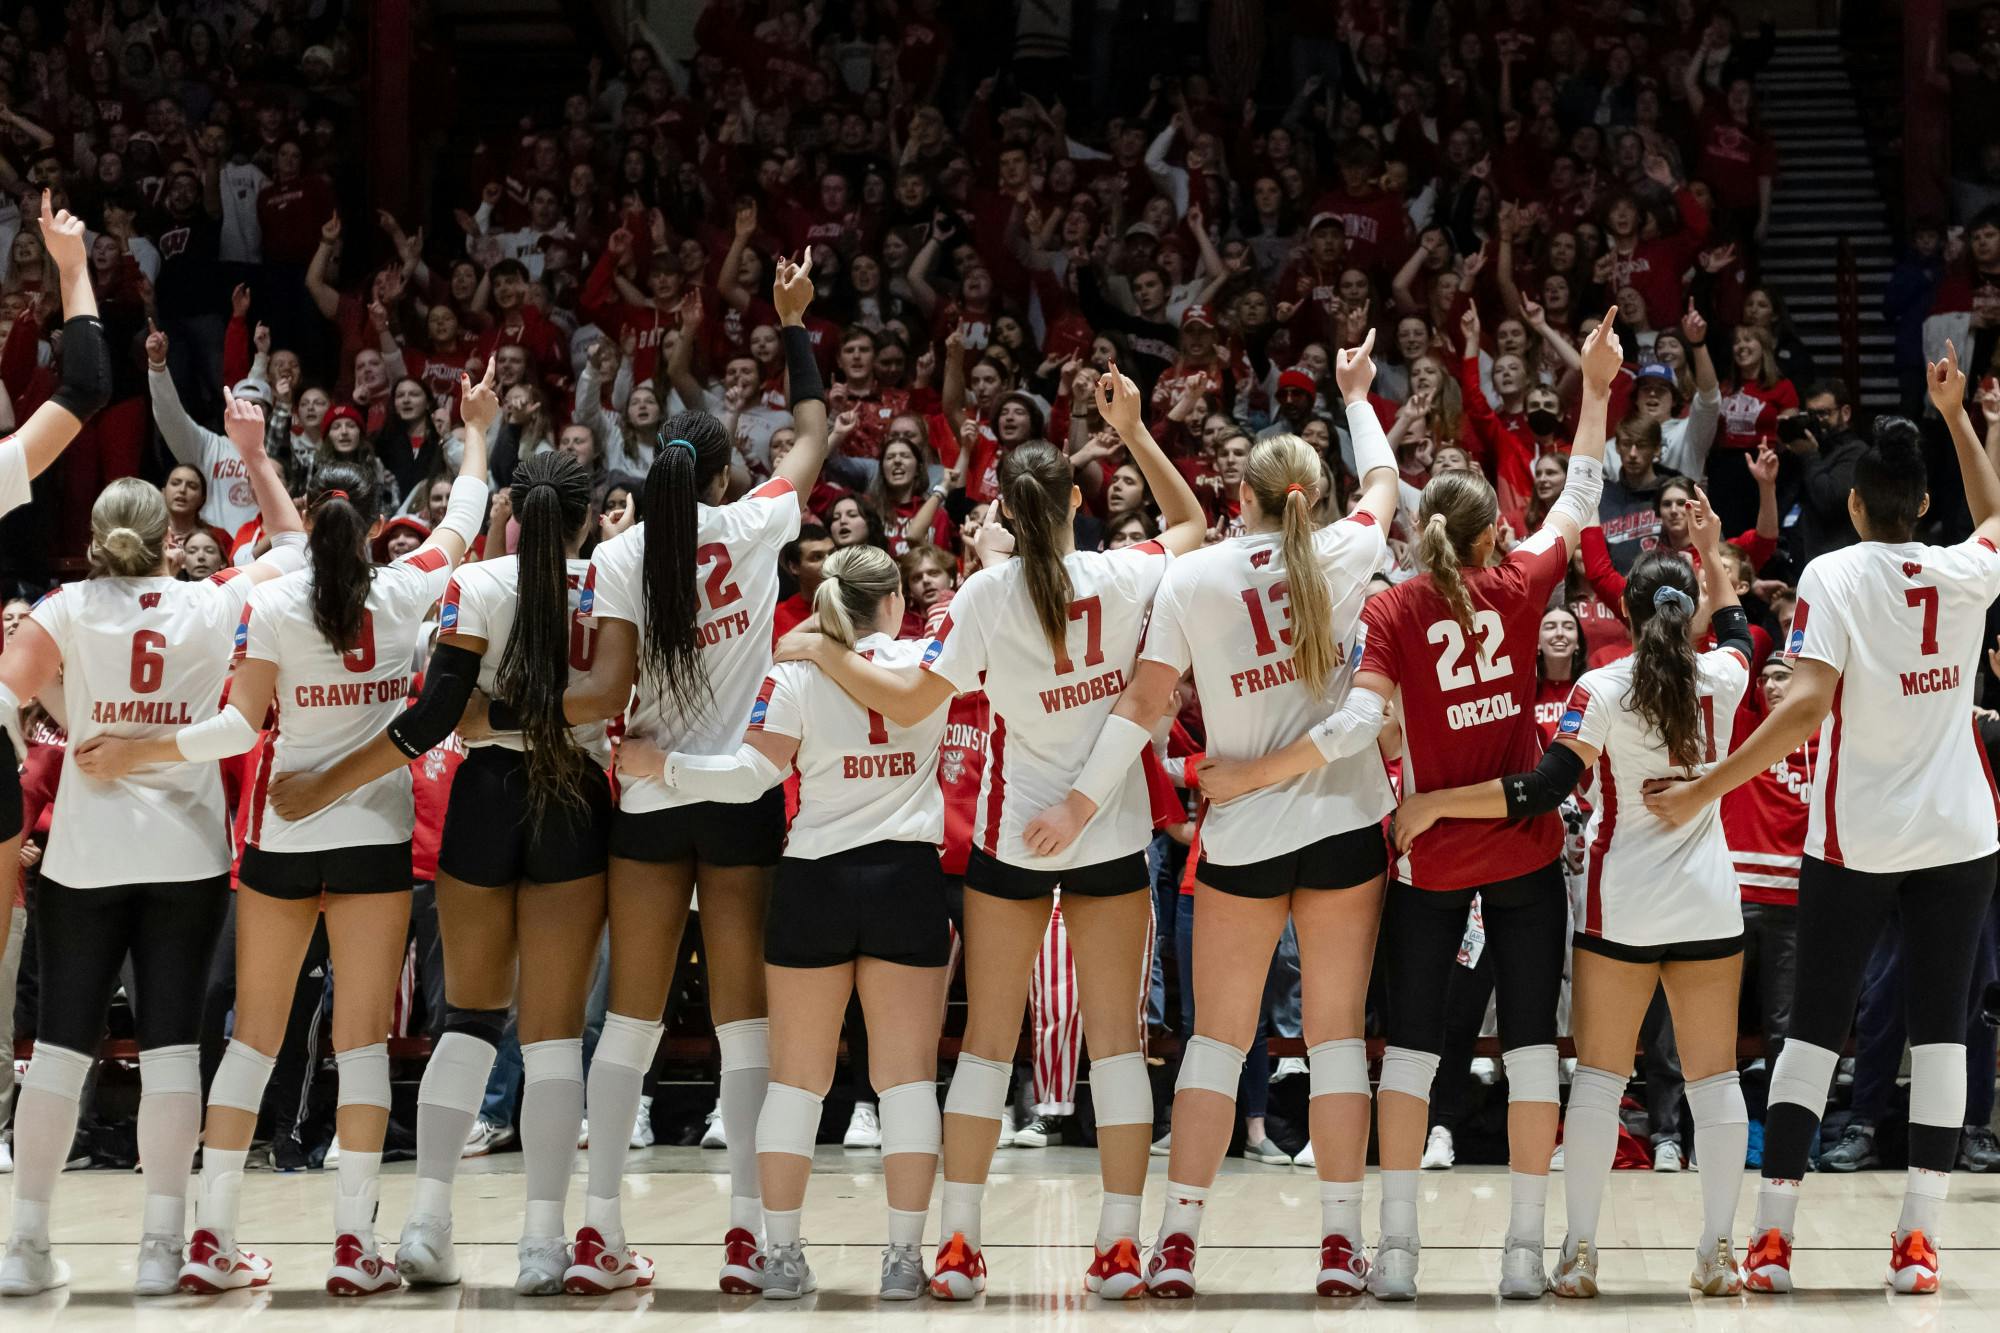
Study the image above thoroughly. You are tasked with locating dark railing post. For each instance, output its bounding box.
[1837,236,1861,398]
[369,0,413,219]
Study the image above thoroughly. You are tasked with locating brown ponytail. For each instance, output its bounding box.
[1622,551,1704,769]
[1245,434,1339,696]
[1415,469,1499,634]
[998,441,1076,658]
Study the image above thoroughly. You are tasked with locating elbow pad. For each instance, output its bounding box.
[52,315,112,420]
[1501,743,1586,818]
[437,474,489,548]
[1073,713,1152,810]
[1549,454,1604,530]
[176,704,261,762]
[385,643,481,758]
[1710,604,1753,664]
[664,744,783,803]
[1346,399,1397,480]
[783,326,825,408]
[1309,687,1388,763]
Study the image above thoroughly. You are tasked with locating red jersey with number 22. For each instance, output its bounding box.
[1359,527,1570,889]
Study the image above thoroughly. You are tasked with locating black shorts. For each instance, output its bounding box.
[766,840,951,969]
[1198,822,1387,898]
[0,756,19,842]
[1571,931,1745,964]
[608,787,785,867]
[964,846,1148,901]
[436,746,613,887]
[239,840,414,899]
[1380,861,1568,1055]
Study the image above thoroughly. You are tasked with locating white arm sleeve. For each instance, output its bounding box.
[1072,713,1153,810]
[1307,686,1388,763]
[1346,399,1396,479]
[176,704,262,762]
[437,474,490,547]
[1548,453,1604,530]
[663,744,784,803]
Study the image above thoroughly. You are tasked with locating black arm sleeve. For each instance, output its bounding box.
[385,643,482,759]
[1710,604,1754,665]
[782,325,824,408]
[1501,742,1587,818]
[51,315,111,420]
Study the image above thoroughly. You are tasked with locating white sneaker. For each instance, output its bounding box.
[515,1236,569,1296]
[1689,1235,1742,1296]
[1469,1057,1498,1085]
[1550,1144,1565,1172]
[1653,1141,1684,1173]
[1150,1129,1172,1157]
[1549,1239,1598,1298]
[631,1095,655,1150]
[1272,1056,1308,1083]
[134,1234,183,1296]
[1498,1235,1547,1300]
[1292,1137,1315,1169]
[996,1105,1017,1149]
[395,1214,460,1286]
[0,1236,70,1296]
[576,1119,590,1149]
[0,1140,12,1173]
[699,1104,725,1150]
[844,1101,882,1149]
[323,1139,341,1166]
[1421,1125,1455,1170]
[326,1233,401,1296]
[462,1118,511,1159]
[1367,1235,1419,1300]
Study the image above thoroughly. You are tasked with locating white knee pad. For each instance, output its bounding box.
[716,1017,771,1073]
[943,1053,1011,1122]
[1685,1070,1747,1126]
[1089,1051,1153,1128]
[1767,1039,1839,1115]
[522,1037,584,1086]
[335,1042,391,1111]
[1308,1038,1369,1099]
[208,1039,277,1114]
[419,1030,497,1111]
[1908,1043,1969,1130]
[1503,1043,1560,1105]
[1567,1065,1627,1116]
[755,1082,823,1159]
[1377,1046,1441,1102]
[22,1043,93,1100]
[597,1012,664,1073]
[138,1044,201,1099]
[878,1081,942,1157]
[1175,1035,1246,1098]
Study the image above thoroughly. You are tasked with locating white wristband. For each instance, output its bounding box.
[1073,713,1152,811]
[438,474,490,547]
[1346,399,1397,479]
[176,705,261,762]
[664,745,783,803]
[1548,453,1604,530]
[1309,686,1388,763]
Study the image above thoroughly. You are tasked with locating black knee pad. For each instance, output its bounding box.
[443,1006,509,1047]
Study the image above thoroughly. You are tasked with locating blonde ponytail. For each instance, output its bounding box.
[1246,434,1339,697]
[1415,470,1499,634]
[813,544,901,648]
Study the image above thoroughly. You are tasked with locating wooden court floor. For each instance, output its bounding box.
[5,1145,1999,1329]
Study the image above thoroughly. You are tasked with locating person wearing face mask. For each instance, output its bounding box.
[1782,380,1865,559]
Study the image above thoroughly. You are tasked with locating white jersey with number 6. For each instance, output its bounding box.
[30,569,260,887]
[1141,514,1391,866]
[439,555,610,764]
[585,478,800,814]
[922,540,1172,871]
[240,547,455,852]
[749,633,947,859]
[1788,537,2000,872]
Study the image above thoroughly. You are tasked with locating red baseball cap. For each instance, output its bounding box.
[1180,304,1216,330]
[1277,367,1318,395]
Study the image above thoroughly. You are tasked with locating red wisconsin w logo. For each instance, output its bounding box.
[1903,562,1924,578]
[1250,549,1273,568]
[139,592,162,609]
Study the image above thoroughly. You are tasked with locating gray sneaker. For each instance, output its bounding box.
[1959,1124,2000,1172]
[880,1242,927,1300]
[1498,1235,1547,1300]
[0,1236,69,1297]
[1367,1235,1419,1300]
[134,1234,183,1296]
[514,1237,569,1296]
[395,1213,460,1286]
[1820,1121,1879,1172]
[762,1240,816,1300]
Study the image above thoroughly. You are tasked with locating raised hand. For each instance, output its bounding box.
[1680,299,1708,344]
[1095,366,1145,436]
[1928,339,1968,417]
[1459,302,1481,354]
[1334,328,1376,404]
[460,358,500,431]
[1688,484,1723,554]
[232,283,252,320]
[1580,306,1624,391]
[221,383,267,455]
[144,318,168,368]
[39,191,86,276]
[771,252,816,325]
[320,212,342,246]
[1747,444,1780,489]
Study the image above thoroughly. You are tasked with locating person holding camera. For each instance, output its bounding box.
[1780,380,1868,560]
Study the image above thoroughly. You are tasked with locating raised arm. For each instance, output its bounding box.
[1097,367,1205,553]
[411,362,496,567]
[8,193,110,479]
[224,391,306,582]
[769,253,830,496]
[1930,341,2000,529]
[304,213,343,321]
[144,321,210,468]
[1338,329,1401,526]
[1538,306,1621,554]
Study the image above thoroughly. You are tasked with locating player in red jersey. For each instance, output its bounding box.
[1198,309,1625,1301]
[773,369,1205,1301]
[1026,332,1401,1299]
[524,256,830,1295]
[70,373,494,1299]
[1646,346,2000,1297]
[0,397,299,1300]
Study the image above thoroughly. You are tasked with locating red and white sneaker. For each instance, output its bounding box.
[177,1229,272,1294]
[1145,1233,1197,1298]
[1085,1238,1145,1300]
[1888,1230,1940,1294]
[718,1227,764,1294]
[325,1234,401,1296]
[929,1232,987,1300]
[563,1227,654,1295]
[1742,1228,1793,1294]
[1316,1233,1370,1297]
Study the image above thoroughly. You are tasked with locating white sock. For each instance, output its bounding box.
[198,1147,250,1248]
[716,1019,770,1224]
[1320,1179,1364,1243]
[334,1149,384,1240]
[1754,1177,1801,1236]
[1380,1169,1420,1241]
[9,1199,50,1244]
[1687,1070,1749,1249]
[1557,1065,1626,1250]
[1899,1167,1950,1240]
[413,1031,497,1222]
[1158,1181,1207,1245]
[583,1013,662,1246]
[730,1195,762,1233]
[519,1038,584,1241]
[143,1193,186,1238]
[1097,1191,1143,1248]
[887,1207,926,1246]
[136,1045,201,1237]
[1508,1171,1548,1243]
[941,1180,984,1248]
[764,1206,802,1248]
[9,1044,91,1237]
[584,1193,625,1246]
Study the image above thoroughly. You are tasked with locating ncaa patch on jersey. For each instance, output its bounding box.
[922,638,944,664]
[234,617,249,650]
[1787,626,1805,655]
[748,696,768,726]
[1557,708,1584,735]
[439,599,458,632]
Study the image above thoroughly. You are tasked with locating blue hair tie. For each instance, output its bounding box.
[663,436,695,455]
[1653,585,1696,616]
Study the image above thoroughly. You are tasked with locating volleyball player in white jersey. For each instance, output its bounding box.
[73,368,494,1297]
[1398,492,1754,1298]
[524,256,828,1293]
[1647,346,2000,1296]
[775,369,1205,1299]
[618,544,950,1301]
[1021,334,1400,1298]
[0,193,111,970]
[0,398,300,1298]
[260,451,610,1295]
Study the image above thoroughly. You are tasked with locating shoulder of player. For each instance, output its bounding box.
[1572,661,1625,699]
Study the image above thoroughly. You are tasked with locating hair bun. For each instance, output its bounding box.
[1872,415,1921,460]
[104,526,145,557]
